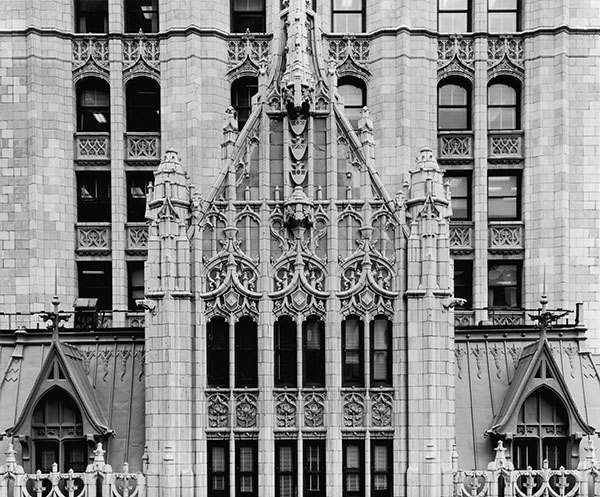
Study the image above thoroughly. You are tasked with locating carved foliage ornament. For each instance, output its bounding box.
[303,391,326,428]
[235,392,258,428]
[275,391,298,428]
[343,391,365,428]
[207,392,230,429]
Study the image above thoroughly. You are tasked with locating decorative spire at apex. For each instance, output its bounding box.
[282,0,315,111]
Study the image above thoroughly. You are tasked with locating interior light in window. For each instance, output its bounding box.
[93,112,107,123]
[82,270,106,275]
[80,187,93,199]
[130,186,145,198]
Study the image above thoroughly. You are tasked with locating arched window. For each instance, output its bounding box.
[338,77,366,128]
[32,389,87,472]
[231,0,266,33]
[125,0,159,33]
[488,80,519,130]
[231,77,258,131]
[75,0,108,33]
[76,78,110,132]
[438,79,471,130]
[512,388,569,469]
[126,77,160,132]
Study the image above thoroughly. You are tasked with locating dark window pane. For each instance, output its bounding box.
[77,171,111,222]
[78,261,112,310]
[77,79,110,132]
[232,0,265,33]
[371,318,391,386]
[127,171,153,222]
[126,0,159,33]
[235,317,257,387]
[488,263,520,308]
[232,77,259,130]
[127,261,144,310]
[127,77,160,132]
[453,260,472,308]
[208,317,229,388]
[304,441,325,496]
[275,316,297,387]
[236,442,257,496]
[76,0,108,33]
[304,318,325,387]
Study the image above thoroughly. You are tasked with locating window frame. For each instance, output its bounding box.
[304,440,326,497]
[231,77,259,131]
[487,172,520,221]
[342,316,364,387]
[438,79,472,131]
[488,261,521,309]
[75,0,108,33]
[76,78,110,133]
[125,0,159,33]
[127,261,144,310]
[126,171,153,222]
[487,80,520,131]
[208,440,230,497]
[275,316,297,388]
[337,76,367,129]
[208,316,230,388]
[303,316,325,388]
[332,0,366,33]
[275,440,297,497]
[77,261,112,310]
[77,171,111,222]
[126,77,161,132]
[371,440,393,497]
[488,0,520,33]
[236,440,258,497]
[343,440,365,497]
[231,0,266,33]
[235,316,258,388]
[453,259,473,309]
[370,317,392,387]
[438,0,471,33]
[446,173,472,221]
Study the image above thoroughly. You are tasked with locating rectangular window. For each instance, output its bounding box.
[343,440,364,497]
[235,317,258,388]
[488,0,519,32]
[513,438,538,470]
[303,318,325,387]
[64,441,88,473]
[343,317,364,386]
[304,440,325,497]
[208,441,230,497]
[35,441,59,473]
[127,172,153,222]
[438,0,470,33]
[371,318,391,386]
[236,441,258,497]
[125,0,159,33]
[543,439,567,470]
[453,260,473,309]
[488,262,521,308]
[208,317,229,388]
[446,174,471,220]
[276,441,297,497]
[275,317,297,387]
[232,0,266,33]
[371,441,392,497]
[76,0,108,33]
[77,261,112,310]
[127,261,144,310]
[332,0,365,33]
[488,174,519,220]
[77,172,111,222]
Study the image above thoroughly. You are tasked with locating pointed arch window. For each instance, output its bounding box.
[32,389,87,472]
[77,78,110,132]
[512,388,569,469]
[126,77,160,132]
[231,77,258,131]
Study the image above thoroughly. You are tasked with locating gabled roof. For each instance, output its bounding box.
[488,336,594,437]
[6,336,113,437]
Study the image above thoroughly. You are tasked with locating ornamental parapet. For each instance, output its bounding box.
[488,130,524,163]
[227,33,271,75]
[72,36,109,72]
[74,132,110,165]
[487,308,525,326]
[126,223,149,255]
[438,131,474,164]
[487,35,524,69]
[450,222,474,255]
[488,221,523,254]
[438,35,474,70]
[454,310,475,327]
[125,132,161,164]
[76,223,111,255]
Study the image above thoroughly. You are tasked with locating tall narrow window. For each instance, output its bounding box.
[332,0,365,33]
[236,441,258,497]
[438,80,471,131]
[343,440,364,497]
[438,0,471,33]
[231,77,259,131]
[208,317,229,388]
[75,0,108,33]
[276,441,297,497]
[338,77,366,128]
[371,441,392,497]
[275,316,297,387]
[304,440,325,497]
[371,317,391,386]
[488,174,519,220]
[231,0,266,33]
[76,78,110,132]
[303,317,325,387]
[488,81,519,130]
[32,389,87,472]
[488,0,519,33]
[235,317,258,388]
[78,261,112,310]
[488,263,520,308]
[127,261,144,310]
[77,171,111,222]
[446,174,471,221]
[343,316,364,386]
[453,260,473,309]
[126,77,160,132]
[125,0,159,33]
[208,441,229,497]
[127,171,153,222]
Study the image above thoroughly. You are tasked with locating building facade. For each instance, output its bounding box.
[0,0,599,496]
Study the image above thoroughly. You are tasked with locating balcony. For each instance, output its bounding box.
[125,132,161,165]
[454,310,475,327]
[76,223,111,256]
[488,221,524,254]
[488,131,524,163]
[126,223,148,255]
[438,132,473,164]
[74,132,110,165]
[487,308,525,326]
[450,222,474,255]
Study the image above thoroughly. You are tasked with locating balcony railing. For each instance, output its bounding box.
[74,132,110,164]
[0,443,144,497]
[487,308,525,326]
[438,132,474,163]
[454,310,475,327]
[126,223,149,254]
[125,132,161,164]
[488,131,524,163]
[488,221,524,254]
[76,223,111,255]
[450,222,474,255]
